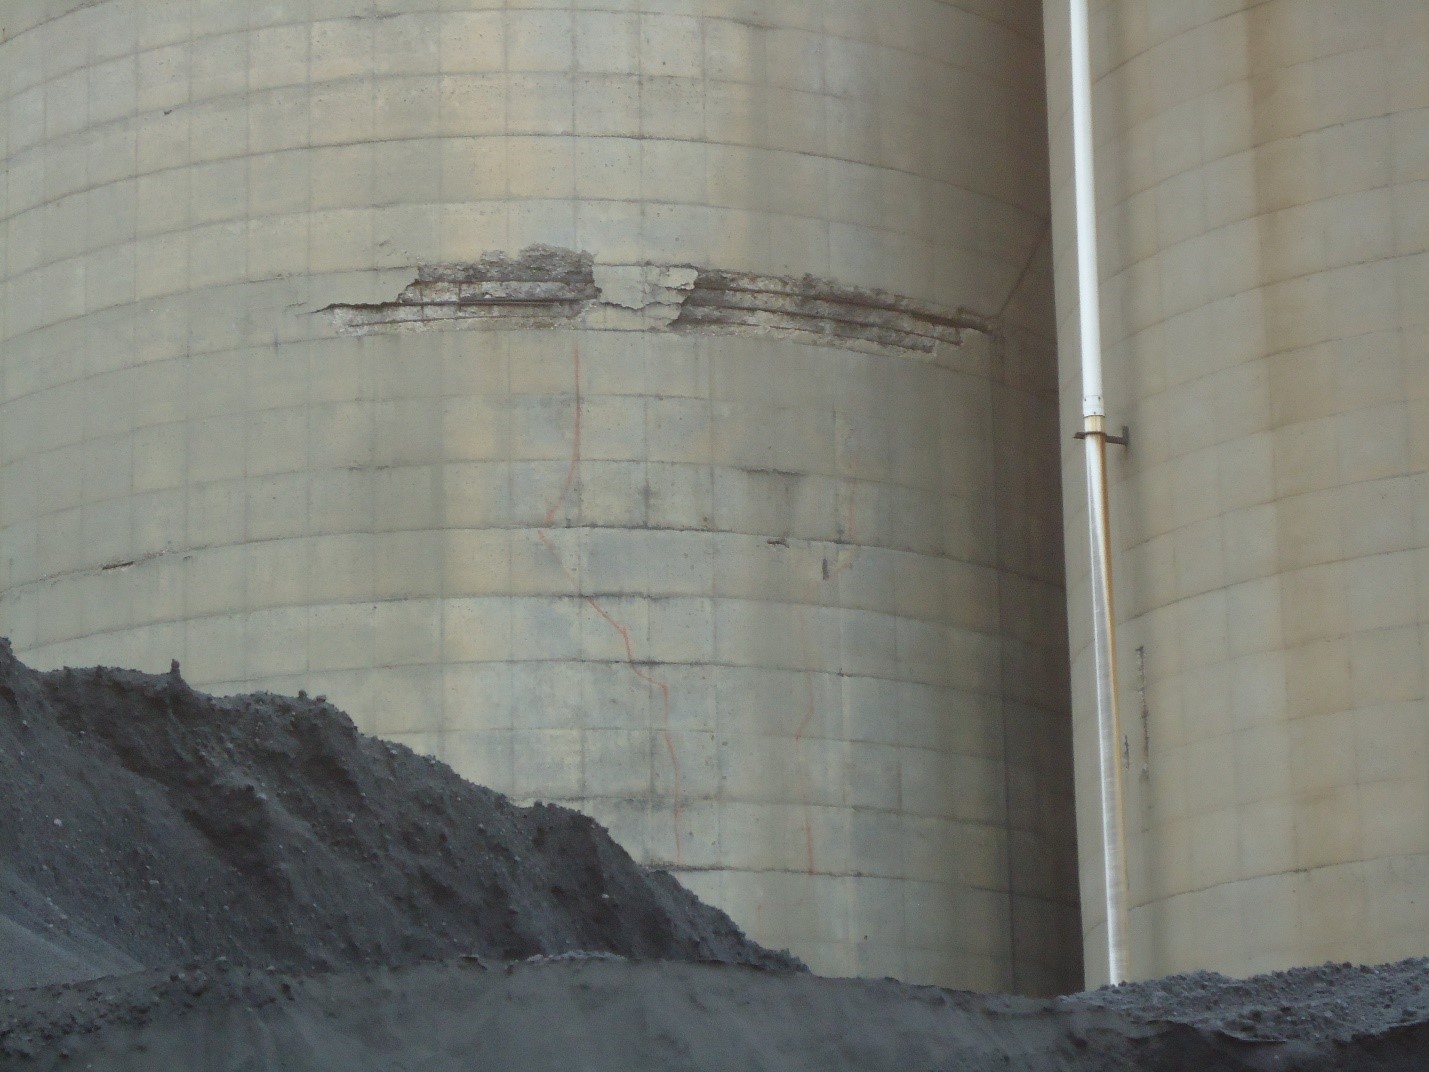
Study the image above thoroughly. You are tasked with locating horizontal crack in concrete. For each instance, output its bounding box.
[323,245,999,357]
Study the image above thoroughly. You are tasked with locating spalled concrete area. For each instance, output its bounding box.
[324,245,996,357]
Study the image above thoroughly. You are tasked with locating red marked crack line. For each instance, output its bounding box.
[794,606,818,877]
[535,343,684,868]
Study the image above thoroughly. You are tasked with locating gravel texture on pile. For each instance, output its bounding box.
[9,957,1429,1071]
[7,639,1429,1072]
[0,639,798,988]
[1073,959,1429,1042]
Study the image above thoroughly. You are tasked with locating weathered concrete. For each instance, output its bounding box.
[1045,0,1429,984]
[325,246,994,355]
[0,0,1077,993]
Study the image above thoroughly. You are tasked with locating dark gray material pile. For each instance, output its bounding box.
[5,639,1429,1071]
[1075,959,1429,1042]
[0,639,796,990]
[6,957,1429,1071]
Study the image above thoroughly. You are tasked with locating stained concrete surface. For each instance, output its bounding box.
[0,0,1076,992]
[1044,0,1429,982]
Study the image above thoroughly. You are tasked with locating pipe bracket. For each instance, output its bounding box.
[1074,425,1130,448]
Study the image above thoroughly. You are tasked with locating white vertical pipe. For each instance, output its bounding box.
[1070,0,1104,423]
[1068,0,1130,985]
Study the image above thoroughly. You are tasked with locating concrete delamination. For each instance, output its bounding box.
[324,245,1000,358]
[673,269,997,354]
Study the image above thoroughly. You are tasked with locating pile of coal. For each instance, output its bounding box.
[1074,958,1429,1042]
[0,639,799,990]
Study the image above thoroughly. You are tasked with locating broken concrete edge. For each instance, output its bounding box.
[317,245,1002,358]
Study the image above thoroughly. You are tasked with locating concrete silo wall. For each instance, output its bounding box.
[0,0,1078,992]
[1045,0,1429,983]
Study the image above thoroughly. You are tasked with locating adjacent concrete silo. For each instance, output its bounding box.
[0,0,1078,991]
[1045,1,1429,983]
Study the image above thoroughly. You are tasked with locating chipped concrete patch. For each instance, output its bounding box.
[324,245,999,357]
[590,264,698,329]
[327,246,597,331]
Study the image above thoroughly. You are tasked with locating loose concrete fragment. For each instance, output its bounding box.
[591,263,699,328]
